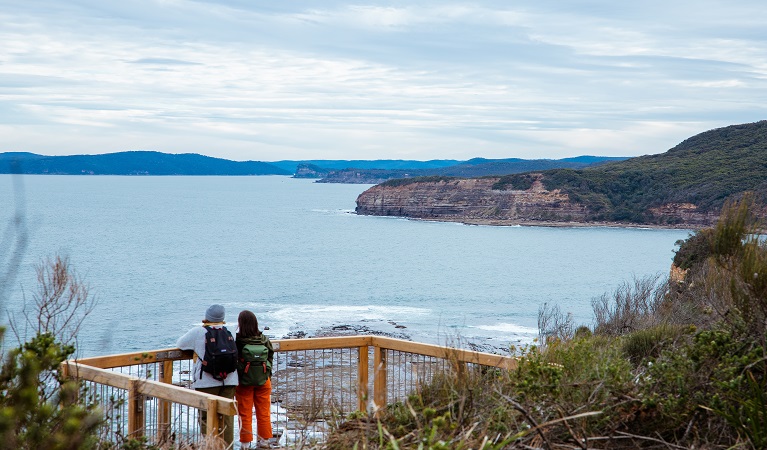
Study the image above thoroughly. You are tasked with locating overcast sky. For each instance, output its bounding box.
[1,1,766,161]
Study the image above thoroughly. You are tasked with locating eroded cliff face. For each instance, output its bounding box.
[355,176,590,224]
[648,203,720,227]
[355,176,720,227]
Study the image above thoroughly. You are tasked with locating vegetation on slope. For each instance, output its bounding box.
[380,175,462,188]
[326,195,767,449]
[493,121,767,223]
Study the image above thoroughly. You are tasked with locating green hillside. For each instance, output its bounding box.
[494,121,767,223]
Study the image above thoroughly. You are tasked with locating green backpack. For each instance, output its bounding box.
[238,342,271,386]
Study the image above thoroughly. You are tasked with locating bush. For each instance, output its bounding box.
[591,274,667,336]
[0,255,104,449]
[620,324,691,364]
[673,228,714,270]
[0,331,103,449]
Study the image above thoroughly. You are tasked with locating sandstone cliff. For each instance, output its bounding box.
[356,175,588,225]
[355,175,719,227]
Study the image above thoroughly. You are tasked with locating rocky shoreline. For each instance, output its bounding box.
[414,216,698,230]
[280,323,516,356]
[354,176,718,229]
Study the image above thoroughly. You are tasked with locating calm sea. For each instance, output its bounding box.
[1,175,691,357]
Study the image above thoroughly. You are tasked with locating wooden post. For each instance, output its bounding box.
[206,398,220,438]
[373,346,387,413]
[128,379,145,438]
[357,345,369,412]
[58,362,79,405]
[157,361,173,443]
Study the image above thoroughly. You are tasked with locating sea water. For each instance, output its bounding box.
[0,175,691,357]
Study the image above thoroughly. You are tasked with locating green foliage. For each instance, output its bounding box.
[620,324,690,364]
[705,194,767,338]
[491,173,536,191]
[380,176,460,188]
[673,228,714,270]
[711,370,767,448]
[0,330,103,449]
[636,327,766,446]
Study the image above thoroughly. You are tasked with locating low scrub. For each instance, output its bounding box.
[325,195,767,449]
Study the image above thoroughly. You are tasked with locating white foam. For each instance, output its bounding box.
[310,208,356,215]
[473,323,538,335]
[225,302,431,339]
[244,303,430,319]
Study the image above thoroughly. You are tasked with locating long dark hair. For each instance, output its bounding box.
[237,310,261,338]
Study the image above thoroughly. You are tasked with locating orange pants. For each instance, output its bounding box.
[236,379,273,443]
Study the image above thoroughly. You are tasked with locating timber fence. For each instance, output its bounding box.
[62,335,518,448]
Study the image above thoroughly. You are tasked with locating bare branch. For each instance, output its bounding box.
[0,171,29,320]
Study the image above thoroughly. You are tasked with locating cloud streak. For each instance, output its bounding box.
[1,0,765,160]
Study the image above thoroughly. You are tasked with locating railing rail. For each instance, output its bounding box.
[62,335,517,447]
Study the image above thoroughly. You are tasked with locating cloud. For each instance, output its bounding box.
[0,0,765,160]
[129,58,202,65]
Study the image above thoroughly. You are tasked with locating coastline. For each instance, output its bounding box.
[387,215,700,231]
[280,323,516,356]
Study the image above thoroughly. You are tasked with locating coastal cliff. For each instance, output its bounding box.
[355,174,719,227]
[356,121,767,228]
[355,175,590,225]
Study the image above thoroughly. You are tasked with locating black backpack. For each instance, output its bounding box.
[200,326,238,381]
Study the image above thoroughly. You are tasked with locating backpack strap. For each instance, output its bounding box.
[200,326,211,380]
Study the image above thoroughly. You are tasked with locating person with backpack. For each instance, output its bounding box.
[176,304,239,445]
[235,310,275,449]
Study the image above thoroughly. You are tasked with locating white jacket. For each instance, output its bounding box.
[176,325,239,389]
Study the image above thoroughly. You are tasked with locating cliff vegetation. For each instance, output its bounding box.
[494,121,767,224]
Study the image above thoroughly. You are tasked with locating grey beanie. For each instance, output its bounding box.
[205,304,225,323]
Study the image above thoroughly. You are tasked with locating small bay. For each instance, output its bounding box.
[1,175,691,356]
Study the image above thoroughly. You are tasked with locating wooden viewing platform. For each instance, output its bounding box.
[62,335,518,448]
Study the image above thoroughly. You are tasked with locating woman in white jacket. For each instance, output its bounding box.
[176,304,239,445]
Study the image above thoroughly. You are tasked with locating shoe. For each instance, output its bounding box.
[256,438,276,448]
[239,442,253,449]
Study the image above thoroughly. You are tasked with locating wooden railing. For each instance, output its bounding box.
[62,335,518,447]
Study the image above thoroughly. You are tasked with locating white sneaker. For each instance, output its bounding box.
[239,442,253,449]
[256,438,277,448]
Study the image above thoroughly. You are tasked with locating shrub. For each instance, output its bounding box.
[0,331,103,449]
[591,274,667,336]
[672,228,714,270]
[620,324,691,364]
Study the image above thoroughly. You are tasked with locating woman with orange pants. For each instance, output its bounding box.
[235,310,275,449]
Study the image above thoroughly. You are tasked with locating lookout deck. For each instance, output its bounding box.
[62,335,518,448]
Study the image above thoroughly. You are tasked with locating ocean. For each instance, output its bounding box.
[0,175,691,357]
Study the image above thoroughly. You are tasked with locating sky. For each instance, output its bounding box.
[1,1,766,162]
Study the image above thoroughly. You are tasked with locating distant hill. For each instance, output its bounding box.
[315,156,626,183]
[0,151,627,181]
[269,159,460,174]
[0,151,290,175]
